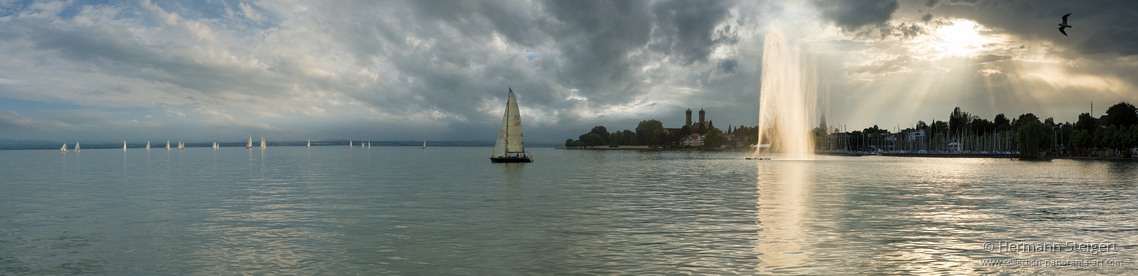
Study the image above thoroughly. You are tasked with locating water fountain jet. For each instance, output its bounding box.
[756,29,818,160]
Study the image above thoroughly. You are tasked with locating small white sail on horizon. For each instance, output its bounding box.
[179,141,184,150]
[260,137,266,149]
[350,140,353,147]
[307,139,311,148]
[247,136,253,149]
[423,140,427,149]
[146,141,150,151]
[368,141,371,148]
[123,140,127,151]
[75,142,79,152]
[166,140,171,150]
[61,143,67,152]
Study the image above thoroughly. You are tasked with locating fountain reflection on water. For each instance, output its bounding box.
[755,160,810,273]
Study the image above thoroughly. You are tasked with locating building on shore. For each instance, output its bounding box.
[682,133,703,146]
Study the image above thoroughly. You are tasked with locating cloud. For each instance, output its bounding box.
[239,2,264,23]
[718,58,738,74]
[815,0,899,31]
[0,111,37,130]
[2,0,1137,143]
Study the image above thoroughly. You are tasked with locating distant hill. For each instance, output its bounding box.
[0,138,66,150]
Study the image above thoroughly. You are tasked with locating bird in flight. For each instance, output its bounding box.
[1058,13,1072,36]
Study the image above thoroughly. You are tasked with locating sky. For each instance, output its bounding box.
[1,0,1136,143]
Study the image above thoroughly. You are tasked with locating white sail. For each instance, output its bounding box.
[61,143,67,152]
[179,141,184,150]
[368,141,371,148]
[505,90,524,153]
[247,136,253,149]
[123,140,127,151]
[75,142,79,152]
[260,137,266,149]
[307,139,311,148]
[146,141,150,150]
[491,111,509,157]
[350,140,353,147]
[166,140,171,150]
[423,140,427,149]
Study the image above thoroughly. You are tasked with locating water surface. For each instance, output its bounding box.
[1,147,1135,274]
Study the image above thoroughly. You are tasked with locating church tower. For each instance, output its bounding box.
[698,108,705,127]
[685,109,692,128]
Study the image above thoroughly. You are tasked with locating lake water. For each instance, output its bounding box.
[1,147,1136,274]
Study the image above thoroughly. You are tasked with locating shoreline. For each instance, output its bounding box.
[557,147,1137,160]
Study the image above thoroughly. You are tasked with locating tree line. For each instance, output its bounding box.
[815,102,1138,157]
[566,120,760,149]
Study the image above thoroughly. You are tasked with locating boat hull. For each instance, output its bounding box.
[490,156,533,163]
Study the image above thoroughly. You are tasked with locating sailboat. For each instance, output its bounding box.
[213,142,219,149]
[166,140,171,150]
[422,140,427,149]
[61,143,68,152]
[491,88,533,163]
[350,140,353,148]
[75,142,80,152]
[146,141,150,151]
[367,141,371,148]
[247,136,253,149]
[307,139,311,148]
[123,141,127,151]
[179,141,185,150]
[260,137,266,149]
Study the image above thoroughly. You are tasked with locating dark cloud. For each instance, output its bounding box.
[921,13,933,22]
[1076,13,1138,56]
[648,0,738,65]
[718,59,738,74]
[815,0,899,30]
[0,111,36,130]
[313,0,746,138]
[974,54,1011,63]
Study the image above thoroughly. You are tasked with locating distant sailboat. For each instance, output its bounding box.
[367,141,371,148]
[422,140,427,149]
[61,143,68,152]
[491,88,533,163]
[247,136,253,149]
[146,141,151,151]
[166,140,171,150]
[123,140,127,151]
[213,142,219,149]
[179,141,185,150]
[307,139,311,148]
[350,140,353,148]
[260,137,266,149]
[75,142,80,152]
